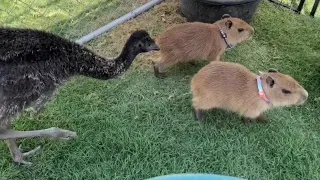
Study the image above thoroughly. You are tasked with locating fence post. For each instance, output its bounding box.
[310,0,320,17]
[296,0,306,13]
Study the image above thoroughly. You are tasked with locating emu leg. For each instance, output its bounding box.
[0,128,77,165]
[5,139,41,165]
[0,127,77,140]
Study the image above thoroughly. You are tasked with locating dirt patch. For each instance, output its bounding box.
[88,0,186,70]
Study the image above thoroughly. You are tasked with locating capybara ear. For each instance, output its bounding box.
[266,76,275,88]
[258,71,266,75]
[221,14,231,19]
[225,20,233,29]
[268,68,278,73]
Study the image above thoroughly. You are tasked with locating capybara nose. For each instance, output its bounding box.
[298,89,308,105]
[302,89,308,101]
[250,27,254,35]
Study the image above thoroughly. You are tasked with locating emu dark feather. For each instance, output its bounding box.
[0,27,159,164]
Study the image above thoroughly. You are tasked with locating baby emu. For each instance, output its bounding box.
[153,14,254,78]
[0,28,159,165]
[191,61,308,124]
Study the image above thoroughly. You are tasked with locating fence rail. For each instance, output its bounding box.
[268,0,319,17]
[1,0,318,40]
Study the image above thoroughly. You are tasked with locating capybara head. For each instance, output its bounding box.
[259,69,308,107]
[217,15,254,45]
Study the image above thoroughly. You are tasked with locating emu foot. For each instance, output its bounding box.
[13,145,42,165]
[45,127,77,140]
[4,128,76,165]
[6,139,42,165]
[193,108,205,122]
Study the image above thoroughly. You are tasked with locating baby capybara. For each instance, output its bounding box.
[191,61,308,124]
[154,15,254,78]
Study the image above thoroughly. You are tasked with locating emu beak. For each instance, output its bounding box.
[147,43,160,51]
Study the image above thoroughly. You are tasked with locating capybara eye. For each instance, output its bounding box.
[238,28,244,32]
[282,89,291,94]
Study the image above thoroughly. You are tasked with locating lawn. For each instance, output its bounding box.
[0,0,320,180]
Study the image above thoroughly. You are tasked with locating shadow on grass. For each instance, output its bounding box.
[305,64,320,94]
[200,109,241,127]
[160,61,208,79]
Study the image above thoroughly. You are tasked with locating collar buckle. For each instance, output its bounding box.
[257,76,271,104]
[219,29,234,50]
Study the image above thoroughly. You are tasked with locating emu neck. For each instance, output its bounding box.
[116,44,139,69]
[77,45,138,80]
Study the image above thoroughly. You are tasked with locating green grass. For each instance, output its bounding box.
[0,0,145,40]
[1,1,320,180]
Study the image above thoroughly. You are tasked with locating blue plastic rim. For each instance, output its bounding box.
[146,173,247,180]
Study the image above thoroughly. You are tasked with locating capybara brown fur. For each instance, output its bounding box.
[191,61,308,124]
[153,15,254,78]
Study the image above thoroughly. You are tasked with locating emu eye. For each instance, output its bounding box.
[282,89,291,94]
[138,43,142,47]
[238,28,244,32]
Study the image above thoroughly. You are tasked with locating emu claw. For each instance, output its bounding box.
[14,159,33,165]
[13,145,42,165]
[19,144,42,157]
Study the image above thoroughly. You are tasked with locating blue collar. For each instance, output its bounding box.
[257,76,270,103]
[219,29,234,50]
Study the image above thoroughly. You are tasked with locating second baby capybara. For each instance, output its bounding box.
[153,14,254,78]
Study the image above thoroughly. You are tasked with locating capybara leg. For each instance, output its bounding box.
[208,51,221,62]
[212,55,221,62]
[153,59,177,78]
[256,114,269,124]
[153,63,167,78]
[193,107,205,121]
[242,111,267,125]
[152,61,166,78]
[241,117,255,125]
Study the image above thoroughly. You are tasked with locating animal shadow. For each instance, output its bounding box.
[167,61,208,78]
[193,108,243,128]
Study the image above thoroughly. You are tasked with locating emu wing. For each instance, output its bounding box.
[0,68,50,127]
